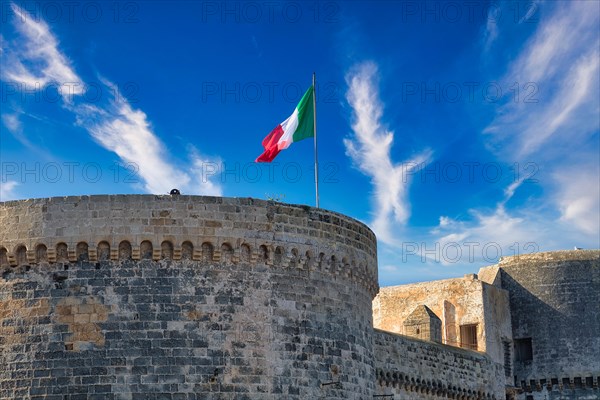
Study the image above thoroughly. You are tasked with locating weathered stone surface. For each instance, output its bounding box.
[373,274,513,368]
[373,250,599,400]
[374,329,504,399]
[402,305,442,343]
[0,195,377,399]
[1,196,597,400]
[493,250,600,400]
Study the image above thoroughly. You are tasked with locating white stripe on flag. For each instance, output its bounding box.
[277,108,300,150]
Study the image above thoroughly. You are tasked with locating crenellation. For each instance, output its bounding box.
[0,196,379,294]
[2,195,596,399]
[373,250,598,400]
[26,249,36,264]
[15,245,27,266]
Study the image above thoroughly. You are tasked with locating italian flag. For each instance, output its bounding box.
[255,85,315,162]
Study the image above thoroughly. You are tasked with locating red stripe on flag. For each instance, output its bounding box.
[256,124,284,162]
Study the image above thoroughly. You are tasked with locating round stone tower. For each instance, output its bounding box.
[497,250,600,398]
[0,195,379,399]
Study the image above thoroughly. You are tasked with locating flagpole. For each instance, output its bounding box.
[313,72,319,208]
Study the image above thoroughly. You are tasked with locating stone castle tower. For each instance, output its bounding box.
[1,195,598,400]
[0,195,378,399]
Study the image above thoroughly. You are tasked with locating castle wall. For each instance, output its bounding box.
[373,276,485,348]
[495,250,600,400]
[3,196,597,400]
[372,274,511,369]
[482,283,513,382]
[374,329,504,399]
[0,195,378,400]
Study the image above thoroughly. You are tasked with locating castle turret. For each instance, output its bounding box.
[493,250,600,398]
[0,195,378,399]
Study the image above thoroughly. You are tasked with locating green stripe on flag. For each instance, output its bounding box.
[292,85,315,143]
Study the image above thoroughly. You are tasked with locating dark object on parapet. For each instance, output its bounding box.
[170,189,181,195]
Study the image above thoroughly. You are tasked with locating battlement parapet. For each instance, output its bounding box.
[0,195,379,297]
[374,329,505,399]
[516,376,600,392]
[498,249,599,267]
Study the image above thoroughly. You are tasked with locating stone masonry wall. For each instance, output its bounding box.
[374,329,504,399]
[373,276,486,349]
[496,250,600,400]
[481,283,513,382]
[373,276,511,358]
[0,195,379,399]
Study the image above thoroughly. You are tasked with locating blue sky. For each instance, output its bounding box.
[1,0,599,285]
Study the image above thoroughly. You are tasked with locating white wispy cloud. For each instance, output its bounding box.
[522,52,598,156]
[344,62,431,244]
[431,182,553,266]
[1,113,22,134]
[0,181,19,201]
[188,146,223,196]
[481,1,599,244]
[429,191,597,267]
[518,1,539,24]
[428,1,600,265]
[1,2,223,196]
[1,4,84,100]
[483,14,498,50]
[74,90,223,196]
[553,163,600,236]
[1,111,35,149]
[372,2,599,281]
[483,1,540,51]
[484,1,599,160]
[75,100,191,195]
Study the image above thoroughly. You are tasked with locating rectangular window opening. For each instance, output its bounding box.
[459,324,478,350]
[503,340,512,378]
[514,338,533,362]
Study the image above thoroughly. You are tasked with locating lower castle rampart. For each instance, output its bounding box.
[374,329,504,399]
[1,196,597,399]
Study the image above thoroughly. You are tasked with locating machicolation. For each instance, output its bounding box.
[0,195,598,400]
[1,195,379,399]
